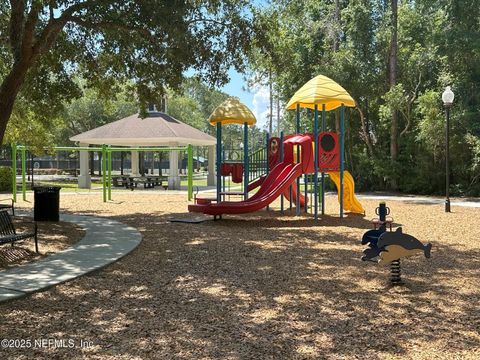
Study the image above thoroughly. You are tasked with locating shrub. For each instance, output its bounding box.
[0,166,12,192]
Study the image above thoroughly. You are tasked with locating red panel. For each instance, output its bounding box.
[231,164,244,183]
[268,137,281,169]
[318,132,339,171]
[220,163,233,176]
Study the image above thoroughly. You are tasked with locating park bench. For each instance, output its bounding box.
[0,210,38,253]
[0,198,14,216]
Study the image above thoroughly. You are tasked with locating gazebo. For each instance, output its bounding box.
[70,108,216,189]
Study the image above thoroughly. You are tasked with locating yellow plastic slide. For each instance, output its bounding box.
[327,171,365,214]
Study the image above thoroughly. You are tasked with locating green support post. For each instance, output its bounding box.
[187,144,193,201]
[11,143,17,202]
[102,144,107,202]
[107,147,112,201]
[21,146,26,201]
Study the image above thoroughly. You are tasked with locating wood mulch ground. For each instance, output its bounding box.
[0,217,85,269]
[0,192,478,359]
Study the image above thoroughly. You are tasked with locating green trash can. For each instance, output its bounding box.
[33,186,61,221]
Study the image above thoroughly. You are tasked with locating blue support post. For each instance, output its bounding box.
[340,104,345,218]
[266,132,270,210]
[321,104,326,215]
[289,185,293,210]
[266,132,270,174]
[222,144,226,194]
[296,104,300,216]
[216,123,222,203]
[314,104,319,220]
[310,175,313,213]
[244,122,249,199]
[280,131,284,214]
[304,172,308,213]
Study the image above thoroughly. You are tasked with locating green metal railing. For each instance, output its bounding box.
[248,147,268,183]
[11,144,194,203]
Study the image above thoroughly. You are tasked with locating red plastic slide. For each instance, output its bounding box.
[189,162,303,215]
[249,175,306,208]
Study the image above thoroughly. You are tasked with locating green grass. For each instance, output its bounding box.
[180,177,209,187]
[16,176,210,192]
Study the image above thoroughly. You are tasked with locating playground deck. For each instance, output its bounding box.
[0,193,478,359]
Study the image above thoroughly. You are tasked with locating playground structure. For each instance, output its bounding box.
[361,202,432,284]
[189,75,365,219]
[10,144,194,203]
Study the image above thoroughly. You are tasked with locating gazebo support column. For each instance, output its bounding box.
[78,142,91,189]
[168,147,180,190]
[131,150,140,176]
[207,145,216,186]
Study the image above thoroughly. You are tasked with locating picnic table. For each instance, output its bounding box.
[112,176,168,190]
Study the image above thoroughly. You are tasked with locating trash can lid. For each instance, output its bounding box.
[33,186,62,191]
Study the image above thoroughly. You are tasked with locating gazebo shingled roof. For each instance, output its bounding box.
[70,112,216,146]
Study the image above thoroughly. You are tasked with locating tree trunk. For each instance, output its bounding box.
[0,61,32,145]
[355,102,374,156]
[276,93,280,136]
[389,0,398,189]
[333,0,340,52]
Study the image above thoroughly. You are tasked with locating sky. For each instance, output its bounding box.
[216,0,271,129]
[219,68,270,130]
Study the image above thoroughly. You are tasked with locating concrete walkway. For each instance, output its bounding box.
[355,193,480,208]
[0,214,142,303]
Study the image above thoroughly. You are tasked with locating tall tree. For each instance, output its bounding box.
[269,69,273,135]
[388,0,399,188]
[0,1,254,145]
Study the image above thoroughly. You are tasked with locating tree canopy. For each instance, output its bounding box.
[247,0,480,195]
[0,0,254,144]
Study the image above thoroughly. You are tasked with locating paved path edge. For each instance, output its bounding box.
[0,214,142,304]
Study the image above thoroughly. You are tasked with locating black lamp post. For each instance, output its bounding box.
[442,86,454,213]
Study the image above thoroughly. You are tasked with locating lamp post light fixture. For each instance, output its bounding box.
[442,86,454,213]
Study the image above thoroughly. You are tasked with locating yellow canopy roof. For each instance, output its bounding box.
[286,75,356,111]
[208,98,257,126]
